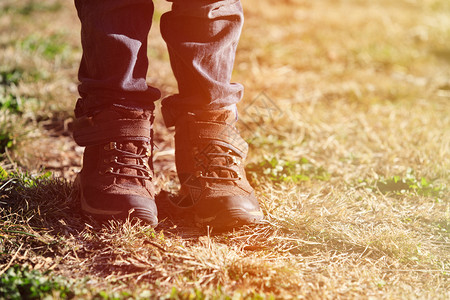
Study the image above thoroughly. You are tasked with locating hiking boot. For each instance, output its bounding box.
[162,108,264,229]
[72,103,157,226]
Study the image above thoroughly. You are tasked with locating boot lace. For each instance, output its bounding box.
[194,143,242,181]
[100,141,152,180]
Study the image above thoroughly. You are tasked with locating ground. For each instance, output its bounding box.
[0,0,449,299]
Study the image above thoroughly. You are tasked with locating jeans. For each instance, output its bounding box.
[74,0,244,121]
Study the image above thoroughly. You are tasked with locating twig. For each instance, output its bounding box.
[144,240,166,252]
[4,148,18,173]
[0,243,23,276]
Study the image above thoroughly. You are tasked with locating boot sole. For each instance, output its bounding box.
[73,175,158,226]
[156,191,264,230]
[194,208,265,230]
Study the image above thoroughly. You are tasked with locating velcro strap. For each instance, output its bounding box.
[72,116,151,146]
[189,121,248,155]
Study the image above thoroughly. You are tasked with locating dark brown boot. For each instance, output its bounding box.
[162,108,264,229]
[72,104,157,226]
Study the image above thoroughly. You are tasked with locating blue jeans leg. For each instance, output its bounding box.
[74,0,243,120]
[74,0,160,115]
[160,0,244,125]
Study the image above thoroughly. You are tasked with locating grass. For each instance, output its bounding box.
[0,265,73,299]
[1,0,449,298]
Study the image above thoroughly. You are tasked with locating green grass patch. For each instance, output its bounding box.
[0,68,23,87]
[0,67,50,86]
[0,93,22,114]
[0,67,46,114]
[1,170,53,187]
[0,131,14,153]
[1,1,62,16]
[357,169,447,198]
[0,111,22,153]
[0,166,8,180]
[0,265,152,300]
[19,34,70,60]
[1,89,41,115]
[0,69,24,113]
[0,265,73,300]
[0,95,40,154]
[0,66,47,153]
[247,157,330,184]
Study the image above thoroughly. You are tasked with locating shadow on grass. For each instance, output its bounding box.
[0,175,211,278]
[1,173,408,259]
[0,176,84,263]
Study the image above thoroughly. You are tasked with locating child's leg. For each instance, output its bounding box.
[72,0,159,225]
[160,0,244,124]
[159,0,263,229]
[74,0,160,114]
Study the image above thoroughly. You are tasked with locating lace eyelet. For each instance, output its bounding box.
[143,160,150,169]
[99,167,114,175]
[103,157,118,163]
[104,142,117,151]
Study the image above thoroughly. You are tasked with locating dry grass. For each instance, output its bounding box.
[1,0,449,298]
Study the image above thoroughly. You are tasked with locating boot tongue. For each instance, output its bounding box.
[118,141,141,172]
[197,143,238,180]
[119,141,140,154]
[115,140,150,184]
